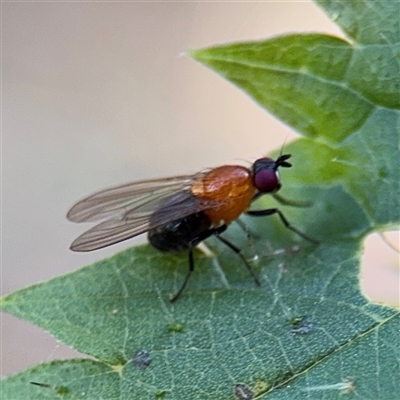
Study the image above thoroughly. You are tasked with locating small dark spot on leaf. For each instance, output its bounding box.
[57,386,70,395]
[116,359,127,367]
[253,380,271,396]
[325,203,334,212]
[30,382,69,395]
[131,349,152,370]
[253,380,270,396]
[273,371,296,387]
[289,316,315,335]
[167,322,184,333]
[379,167,388,178]
[155,389,169,398]
[234,383,254,400]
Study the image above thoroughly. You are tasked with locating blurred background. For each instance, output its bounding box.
[2,1,399,376]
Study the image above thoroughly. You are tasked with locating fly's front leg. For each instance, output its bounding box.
[252,192,313,208]
[272,193,313,208]
[246,208,319,244]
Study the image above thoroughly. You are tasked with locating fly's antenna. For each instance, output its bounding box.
[279,133,290,157]
[276,154,292,168]
[276,134,292,168]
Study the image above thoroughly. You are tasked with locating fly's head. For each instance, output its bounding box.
[252,154,292,194]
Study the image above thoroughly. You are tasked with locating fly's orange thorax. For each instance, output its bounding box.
[191,165,255,226]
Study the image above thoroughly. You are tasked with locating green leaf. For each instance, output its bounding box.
[191,33,375,142]
[2,1,399,398]
[1,360,121,400]
[1,243,398,399]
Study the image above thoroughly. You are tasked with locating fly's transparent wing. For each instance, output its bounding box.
[67,174,205,223]
[67,172,219,251]
[70,192,215,251]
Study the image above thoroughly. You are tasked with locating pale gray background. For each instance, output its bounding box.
[2,1,399,377]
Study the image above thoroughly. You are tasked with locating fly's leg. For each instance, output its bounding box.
[252,192,313,208]
[208,224,260,286]
[170,225,224,302]
[246,208,319,244]
[235,218,260,241]
[170,224,261,302]
[272,193,313,208]
[214,233,261,286]
[170,249,195,303]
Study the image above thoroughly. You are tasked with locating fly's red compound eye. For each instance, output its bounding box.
[252,155,292,193]
[252,157,280,193]
[253,168,280,192]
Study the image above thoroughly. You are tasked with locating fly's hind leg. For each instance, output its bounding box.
[272,193,313,208]
[170,225,218,302]
[170,249,195,303]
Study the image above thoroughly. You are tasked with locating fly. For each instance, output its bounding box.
[67,154,317,301]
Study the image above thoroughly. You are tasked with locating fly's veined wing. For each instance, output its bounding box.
[70,192,217,251]
[67,173,206,223]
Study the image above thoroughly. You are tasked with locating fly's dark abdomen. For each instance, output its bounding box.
[148,212,212,253]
